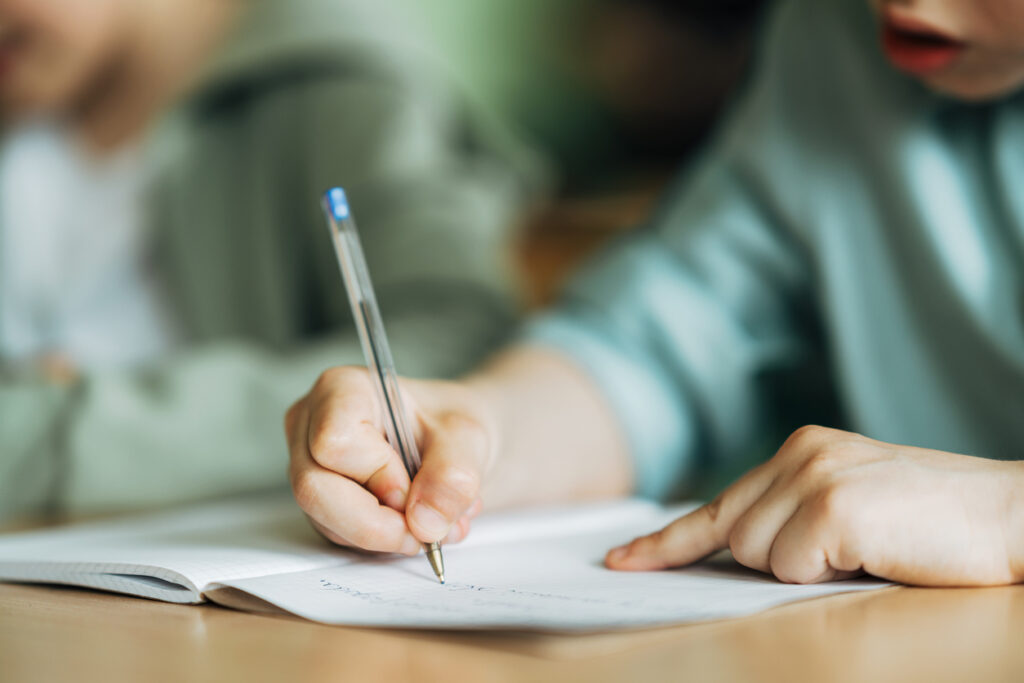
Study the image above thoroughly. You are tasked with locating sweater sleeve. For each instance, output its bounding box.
[522,0,852,500]
[0,305,499,520]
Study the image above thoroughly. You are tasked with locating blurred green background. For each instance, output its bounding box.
[393,0,766,194]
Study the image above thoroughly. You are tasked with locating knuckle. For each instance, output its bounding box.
[703,497,725,525]
[433,465,482,506]
[436,412,494,471]
[308,423,355,466]
[314,366,369,394]
[284,401,302,435]
[727,525,756,566]
[811,483,855,526]
[646,528,668,548]
[794,448,843,482]
[441,412,488,445]
[291,470,320,510]
[726,523,747,554]
[631,534,660,557]
[313,366,345,390]
[771,558,815,585]
[785,425,831,451]
[441,463,482,490]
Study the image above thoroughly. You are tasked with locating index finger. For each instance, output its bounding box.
[605,463,777,571]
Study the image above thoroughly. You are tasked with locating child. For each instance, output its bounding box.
[285,0,1024,587]
[0,0,539,519]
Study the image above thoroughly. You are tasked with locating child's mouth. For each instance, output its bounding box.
[881,15,965,75]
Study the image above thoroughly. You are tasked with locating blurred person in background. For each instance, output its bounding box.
[0,0,542,520]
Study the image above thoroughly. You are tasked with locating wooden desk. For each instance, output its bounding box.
[2,581,1023,683]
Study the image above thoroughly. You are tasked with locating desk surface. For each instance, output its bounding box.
[3,581,1023,683]
[7,195,1020,681]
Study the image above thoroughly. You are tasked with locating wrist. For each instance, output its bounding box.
[461,373,504,476]
[1007,461,1024,584]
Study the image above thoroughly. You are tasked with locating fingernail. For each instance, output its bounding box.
[382,489,406,511]
[607,546,629,563]
[409,502,450,541]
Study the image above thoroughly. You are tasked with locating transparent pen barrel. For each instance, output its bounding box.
[323,204,424,479]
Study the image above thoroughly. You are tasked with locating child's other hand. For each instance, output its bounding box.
[606,426,1024,586]
[285,367,493,554]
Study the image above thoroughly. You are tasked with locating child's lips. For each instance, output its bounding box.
[881,15,966,75]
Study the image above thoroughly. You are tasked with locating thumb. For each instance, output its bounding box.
[405,414,490,543]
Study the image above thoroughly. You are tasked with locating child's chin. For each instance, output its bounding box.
[921,72,1024,103]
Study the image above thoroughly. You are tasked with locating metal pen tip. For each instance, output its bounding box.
[424,542,445,585]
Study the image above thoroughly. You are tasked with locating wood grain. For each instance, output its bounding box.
[3,581,1023,683]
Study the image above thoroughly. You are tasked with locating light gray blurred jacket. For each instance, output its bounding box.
[0,0,542,519]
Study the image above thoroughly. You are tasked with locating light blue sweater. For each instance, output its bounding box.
[527,0,1024,499]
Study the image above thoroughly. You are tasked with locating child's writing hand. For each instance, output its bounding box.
[285,367,493,554]
[606,426,1024,586]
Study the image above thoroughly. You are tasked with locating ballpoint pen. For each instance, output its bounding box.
[321,187,446,584]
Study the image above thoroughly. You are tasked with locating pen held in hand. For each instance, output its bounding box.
[321,187,445,584]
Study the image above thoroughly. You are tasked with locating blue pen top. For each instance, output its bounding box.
[325,187,350,221]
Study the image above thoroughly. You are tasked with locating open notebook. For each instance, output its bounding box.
[0,496,890,632]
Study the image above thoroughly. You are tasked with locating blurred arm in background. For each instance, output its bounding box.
[0,0,543,520]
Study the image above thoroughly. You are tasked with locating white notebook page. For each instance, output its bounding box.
[0,496,350,600]
[0,497,891,626]
[209,501,891,632]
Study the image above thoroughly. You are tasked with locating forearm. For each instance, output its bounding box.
[4,335,362,519]
[1010,461,1024,584]
[467,346,634,509]
[0,379,72,521]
